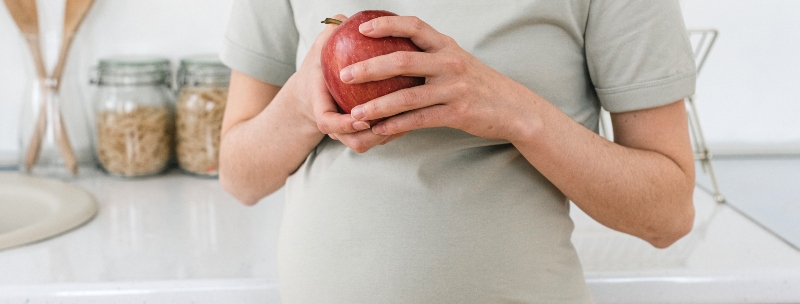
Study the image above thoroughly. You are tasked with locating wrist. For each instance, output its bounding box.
[280,76,323,135]
[503,85,546,146]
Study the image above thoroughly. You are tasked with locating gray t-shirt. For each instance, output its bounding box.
[221,1,696,303]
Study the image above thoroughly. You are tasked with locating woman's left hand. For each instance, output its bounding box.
[340,15,539,148]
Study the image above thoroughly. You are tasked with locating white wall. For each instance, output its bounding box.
[681,0,800,153]
[1,0,799,158]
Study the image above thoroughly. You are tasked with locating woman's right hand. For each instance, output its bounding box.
[289,14,394,153]
[223,15,393,204]
[219,20,347,203]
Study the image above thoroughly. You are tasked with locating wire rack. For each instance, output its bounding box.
[686,28,725,203]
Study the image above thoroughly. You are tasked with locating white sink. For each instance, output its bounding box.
[0,173,97,250]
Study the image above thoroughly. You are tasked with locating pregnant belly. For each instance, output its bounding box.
[277,177,588,303]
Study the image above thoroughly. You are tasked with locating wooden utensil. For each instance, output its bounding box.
[4,0,94,175]
[47,0,95,175]
[3,0,50,172]
[52,0,94,89]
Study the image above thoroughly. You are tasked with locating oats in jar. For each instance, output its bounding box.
[175,87,227,176]
[95,105,172,177]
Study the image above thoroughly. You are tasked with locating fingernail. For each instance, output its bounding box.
[353,121,369,131]
[351,106,365,120]
[339,67,354,83]
[372,124,387,135]
[359,21,374,34]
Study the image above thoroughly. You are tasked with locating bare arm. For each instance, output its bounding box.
[322,16,696,248]
[511,98,695,248]
[219,71,324,205]
[219,16,373,205]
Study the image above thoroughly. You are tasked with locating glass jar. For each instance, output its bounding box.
[17,33,94,179]
[175,54,230,177]
[90,56,174,177]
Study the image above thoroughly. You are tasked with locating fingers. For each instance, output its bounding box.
[334,130,390,153]
[339,51,437,84]
[337,15,459,86]
[350,82,459,122]
[328,126,402,152]
[311,81,369,134]
[315,14,441,150]
[371,105,451,136]
[315,110,371,134]
[379,131,409,145]
[311,14,372,135]
[358,16,452,51]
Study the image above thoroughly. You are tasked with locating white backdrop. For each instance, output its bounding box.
[1,0,799,159]
[681,0,800,153]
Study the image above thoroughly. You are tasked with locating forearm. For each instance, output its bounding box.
[511,93,695,248]
[313,14,695,246]
[219,87,324,205]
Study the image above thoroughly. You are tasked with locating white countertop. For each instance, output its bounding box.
[0,169,799,303]
[571,185,800,303]
[0,169,283,303]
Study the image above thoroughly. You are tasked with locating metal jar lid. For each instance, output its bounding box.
[177,54,230,87]
[92,56,171,86]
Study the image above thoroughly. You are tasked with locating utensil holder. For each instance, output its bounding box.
[18,34,93,179]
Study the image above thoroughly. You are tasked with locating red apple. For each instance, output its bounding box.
[321,10,425,115]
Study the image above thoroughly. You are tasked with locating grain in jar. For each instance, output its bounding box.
[90,56,174,177]
[175,55,230,177]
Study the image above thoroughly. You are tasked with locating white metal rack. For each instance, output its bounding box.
[687,28,724,203]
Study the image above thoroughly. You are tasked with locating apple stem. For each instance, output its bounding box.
[321,18,343,25]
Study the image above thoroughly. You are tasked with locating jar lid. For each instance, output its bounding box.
[178,54,231,86]
[94,56,171,86]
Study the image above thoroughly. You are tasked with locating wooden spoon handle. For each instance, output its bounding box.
[23,86,47,172]
[21,35,48,172]
[51,35,74,90]
[22,35,48,82]
[53,109,79,175]
[50,36,81,176]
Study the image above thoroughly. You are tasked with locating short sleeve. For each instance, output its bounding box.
[585,0,696,113]
[220,0,299,86]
